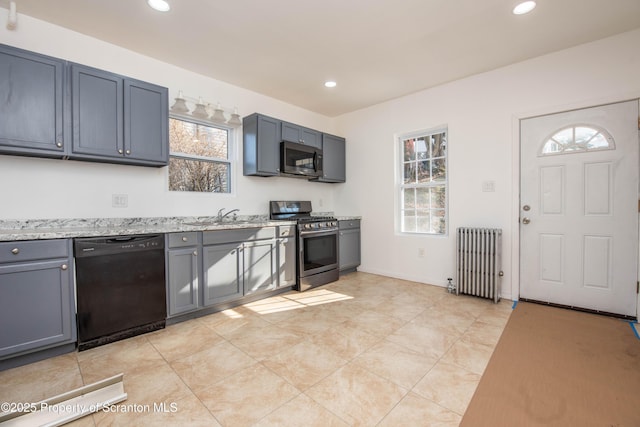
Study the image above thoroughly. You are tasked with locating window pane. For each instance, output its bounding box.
[415,187,429,209]
[430,186,446,209]
[416,212,431,233]
[432,158,446,181]
[575,127,598,145]
[403,188,416,209]
[404,162,415,184]
[403,138,416,161]
[587,133,608,149]
[431,209,446,234]
[169,158,230,193]
[432,132,446,157]
[170,118,228,159]
[415,137,428,160]
[402,210,416,233]
[553,128,573,145]
[417,160,430,183]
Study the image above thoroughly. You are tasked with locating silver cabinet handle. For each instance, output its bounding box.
[193,251,198,256]
[182,236,188,242]
[61,264,68,270]
[125,149,131,155]
[118,149,123,154]
[56,141,63,148]
[11,248,19,255]
[522,217,531,224]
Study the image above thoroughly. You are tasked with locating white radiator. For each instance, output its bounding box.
[456,227,502,303]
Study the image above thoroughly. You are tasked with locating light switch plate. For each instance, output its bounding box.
[112,194,128,208]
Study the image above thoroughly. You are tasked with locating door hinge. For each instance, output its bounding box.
[637,281,639,294]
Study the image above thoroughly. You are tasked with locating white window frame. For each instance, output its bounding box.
[168,113,237,196]
[395,126,448,236]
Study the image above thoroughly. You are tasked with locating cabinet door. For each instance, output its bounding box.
[339,228,361,271]
[243,114,281,176]
[0,259,75,358]
[0,45,66,156]
[243,240,277,295]
[278,236,297,288]
[124,79,168,165]
[203,243,242,305]
[166,247,199,316]
[71,64,123,158]
[319,134,346,182]
[282,122,322,148]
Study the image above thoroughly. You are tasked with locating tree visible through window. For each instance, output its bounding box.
[169,117,231,193]
[399,128,447,234]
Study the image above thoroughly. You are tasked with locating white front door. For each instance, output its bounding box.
[520,100,639,317]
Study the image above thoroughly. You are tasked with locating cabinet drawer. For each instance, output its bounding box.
[0,239,69,264]
[203,227,276,246]
[168,232,199,248]
[277,226,296,238]
[338,219,361,230]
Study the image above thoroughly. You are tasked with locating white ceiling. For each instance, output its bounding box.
[4,0,640,117]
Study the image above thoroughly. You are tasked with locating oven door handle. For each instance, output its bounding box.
[298,228,339,237]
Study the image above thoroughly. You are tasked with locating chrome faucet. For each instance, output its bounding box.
[217,208,240,222]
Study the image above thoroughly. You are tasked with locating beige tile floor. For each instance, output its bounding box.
[0,272,512,426]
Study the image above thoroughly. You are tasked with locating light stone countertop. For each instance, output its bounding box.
[0,214,361,242]
[0,216,296,242]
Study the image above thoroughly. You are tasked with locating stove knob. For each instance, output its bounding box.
[305,224,312,229]
[332,221,338,227]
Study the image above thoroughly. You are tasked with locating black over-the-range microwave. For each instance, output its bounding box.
[280,141,323,178]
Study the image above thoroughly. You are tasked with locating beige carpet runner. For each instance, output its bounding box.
[460,301,640,427]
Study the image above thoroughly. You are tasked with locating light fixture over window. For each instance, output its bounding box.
[147,0,170,12]
[513,1,536,15]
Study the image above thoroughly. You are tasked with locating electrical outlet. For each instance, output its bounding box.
[418,248,425,258]
[482,181,496,192]
[112,194,128,208]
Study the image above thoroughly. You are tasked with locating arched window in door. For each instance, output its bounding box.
[540,125,614,156]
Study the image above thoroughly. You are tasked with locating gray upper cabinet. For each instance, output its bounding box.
[0,239,76,361]
[0,44,67,158]
[281,121,322,148]
[243,113,281,176]
[71,64,168,166]
[316,133,346,183]
[124,79,169,164]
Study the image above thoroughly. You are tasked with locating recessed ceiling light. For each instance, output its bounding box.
[324,81,337,88]
[513,1,536,15]
[147,0,170,12]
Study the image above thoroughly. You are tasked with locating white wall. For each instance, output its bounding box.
[333,29,640,300]
[3,14,640,305]
[0,14,338,219]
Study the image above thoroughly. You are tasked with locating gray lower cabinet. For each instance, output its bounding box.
[202,242,243,305]
[165,232,200,317]
[71,63,168,166]
[339,220,361,273]
[243,113,281,176]
[277,226,297,288]
[203,227,278,305]
[0,44,67,158]
[0,239,76,361]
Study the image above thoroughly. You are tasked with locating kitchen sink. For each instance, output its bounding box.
[183,221,254,227]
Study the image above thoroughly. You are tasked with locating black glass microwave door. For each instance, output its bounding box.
[285,149,315,173]
[302,234,337,272]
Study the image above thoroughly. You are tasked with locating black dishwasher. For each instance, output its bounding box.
[74,234,166,351]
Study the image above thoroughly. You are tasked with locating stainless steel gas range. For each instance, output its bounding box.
[270,201,339,291]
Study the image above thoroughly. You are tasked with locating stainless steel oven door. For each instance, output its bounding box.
[298,228,338,279]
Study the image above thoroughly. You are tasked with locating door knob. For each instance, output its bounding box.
[522,217,531,224]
